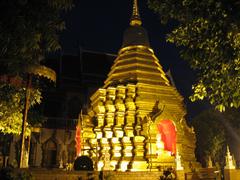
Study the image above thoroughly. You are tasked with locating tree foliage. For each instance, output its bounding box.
[0,84,41,135]
[0,0,73,134]
[148,0,240,111]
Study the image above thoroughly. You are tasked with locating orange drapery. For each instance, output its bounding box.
[75,124,81,157]
[157,120,176,155]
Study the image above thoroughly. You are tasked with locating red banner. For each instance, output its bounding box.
[157,120,176,155]
[75,122,81,157]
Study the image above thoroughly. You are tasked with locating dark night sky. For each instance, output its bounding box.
[60,0,207,119]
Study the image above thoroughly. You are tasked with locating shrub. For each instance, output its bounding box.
[73,156,93,171]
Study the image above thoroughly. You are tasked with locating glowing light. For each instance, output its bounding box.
[98,161,104,171]
[120,161,129,171]
[105,131,113,138]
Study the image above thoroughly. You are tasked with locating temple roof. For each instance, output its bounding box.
[104,0,170,88]
[122,26,150,48]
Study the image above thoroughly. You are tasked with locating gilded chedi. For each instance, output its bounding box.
[81,0,199,172]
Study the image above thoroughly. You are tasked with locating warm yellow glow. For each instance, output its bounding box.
[105,131,113,138]
[156,134,164,149]
[97,161,104,171]
[96,131,103,139]
[115,130,124,137]
[110,161,118,170]
[155,134,173,158]
[81,1,199,171]
[120,161,129,171]
[118,45,154,54]
[130,19,142,26]
[111,137,118,143]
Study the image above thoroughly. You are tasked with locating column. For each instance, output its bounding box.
[119,136,133,171]
[104,87,116,138]
[130,136,148,171]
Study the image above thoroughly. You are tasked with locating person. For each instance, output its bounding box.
[161,167,176,180]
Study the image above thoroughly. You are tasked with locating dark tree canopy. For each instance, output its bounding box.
[0,0,73,72]
[0,0,73,134]
[148,0,240,112]
[191,108,240,167]
[191,109,226,167]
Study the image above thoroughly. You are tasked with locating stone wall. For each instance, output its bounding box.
[185,168,221,180]
[30,169,98,180]
[20,168,231,180]
[8,128,76,168]
[224,169,240,180]
[101,171,163,180]
[30,169,163,180]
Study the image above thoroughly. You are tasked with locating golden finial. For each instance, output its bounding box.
[130,0,142,26]
[133,0,139,17]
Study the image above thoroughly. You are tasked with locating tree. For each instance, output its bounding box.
[0,0,73,134]
[191,108,240,167]
[148,0,240,111]
[191,109,225,167]
[0,84,41,135]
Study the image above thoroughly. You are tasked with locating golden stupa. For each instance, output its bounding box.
[81,0,198,172]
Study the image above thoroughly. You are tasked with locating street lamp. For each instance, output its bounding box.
[19,65,56,168]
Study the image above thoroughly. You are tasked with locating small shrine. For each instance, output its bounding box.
[225,145,236,170]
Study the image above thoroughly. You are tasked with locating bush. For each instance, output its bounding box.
[73,156,93,171]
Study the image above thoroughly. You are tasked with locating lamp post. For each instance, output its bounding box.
[18,65,56,168]
[19,75,32,168]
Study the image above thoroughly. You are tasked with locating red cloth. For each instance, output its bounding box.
[75,125,81,156]
[157,120,176,155]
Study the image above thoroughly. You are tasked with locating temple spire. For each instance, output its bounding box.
[130,0,142,26]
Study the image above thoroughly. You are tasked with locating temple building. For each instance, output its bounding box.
[0,50,115,168]
[0,0,201,173]
[81,0,199,172]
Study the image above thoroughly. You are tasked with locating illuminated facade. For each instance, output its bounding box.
[81,0,199,172]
